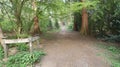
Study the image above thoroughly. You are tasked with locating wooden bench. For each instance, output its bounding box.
[0,28,40,58]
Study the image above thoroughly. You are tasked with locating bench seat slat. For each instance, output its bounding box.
[3,36,40,44]
[4,38,29,44]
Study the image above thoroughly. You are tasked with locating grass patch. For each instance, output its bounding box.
[8,43,29,52]
[97,43,120,67]
[17,43,29,51]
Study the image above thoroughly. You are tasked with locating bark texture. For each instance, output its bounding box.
[80,0,88,35]
[31,0,41,35]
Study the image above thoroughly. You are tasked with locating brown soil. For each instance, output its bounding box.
[35,31,111,67]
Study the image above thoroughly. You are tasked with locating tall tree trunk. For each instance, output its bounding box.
[80,0,88,35]
[31,0,41,35]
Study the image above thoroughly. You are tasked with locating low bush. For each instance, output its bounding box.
[108,46,120,54]
[112,61,120,67]
[97,43,120,67]
[0,20,16,32]
[17,43,29,51]
[6,51,45,67]
[104,35,120,42]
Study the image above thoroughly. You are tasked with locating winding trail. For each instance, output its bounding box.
[35,30,110,67]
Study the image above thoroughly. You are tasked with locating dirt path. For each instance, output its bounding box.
[35,31,111,67]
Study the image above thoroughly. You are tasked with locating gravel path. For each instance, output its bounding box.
[35,31,110,67]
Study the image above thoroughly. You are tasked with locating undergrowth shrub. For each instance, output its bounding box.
[104,35,120,42]
[0,20,16,32]
[6,51,45,67]
[97,43,120,67]
[108,46,120,54]
[8,44,17,48]
[107,46,120,67]
[17,43,29,51]
[112,61,120,67]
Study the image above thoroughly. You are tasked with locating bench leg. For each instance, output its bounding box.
[3,44,8,58]
[29,41,32,53]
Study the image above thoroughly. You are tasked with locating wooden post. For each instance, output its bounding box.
[1,40,8,58]
[29,37,33,53]
[4,44,8,58]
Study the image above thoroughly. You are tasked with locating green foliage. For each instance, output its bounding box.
[0,20,16,32]
[7,33,30,39]
[97,43,120,67]
[70,0,99,12]
[108,46,120,54]
[109,46,120,67]
[22,21,33,34]
[8,44,17,48]
[47,20,53,30]
[0,0,70,34]
[16,33,30,38]
[89,0,120,39]
[40,19,50,32]
[0,61,4,67]
[17,43,29,51]
[0,45,4,60]
[67,22,74,31]
[7,35,17,39]
[8,43,29,51]
[6,51,45,67]
[73,12,82,31]
[54,21,60,29]
[112,61,120,67]
[104,35,120,42]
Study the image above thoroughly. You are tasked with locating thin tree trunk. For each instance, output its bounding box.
[10,0,26,35]
[31,0,41,35]
[80,0,88,35]
[15,12,22,34]
[73,22,78,31]
[32,16,41,35]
